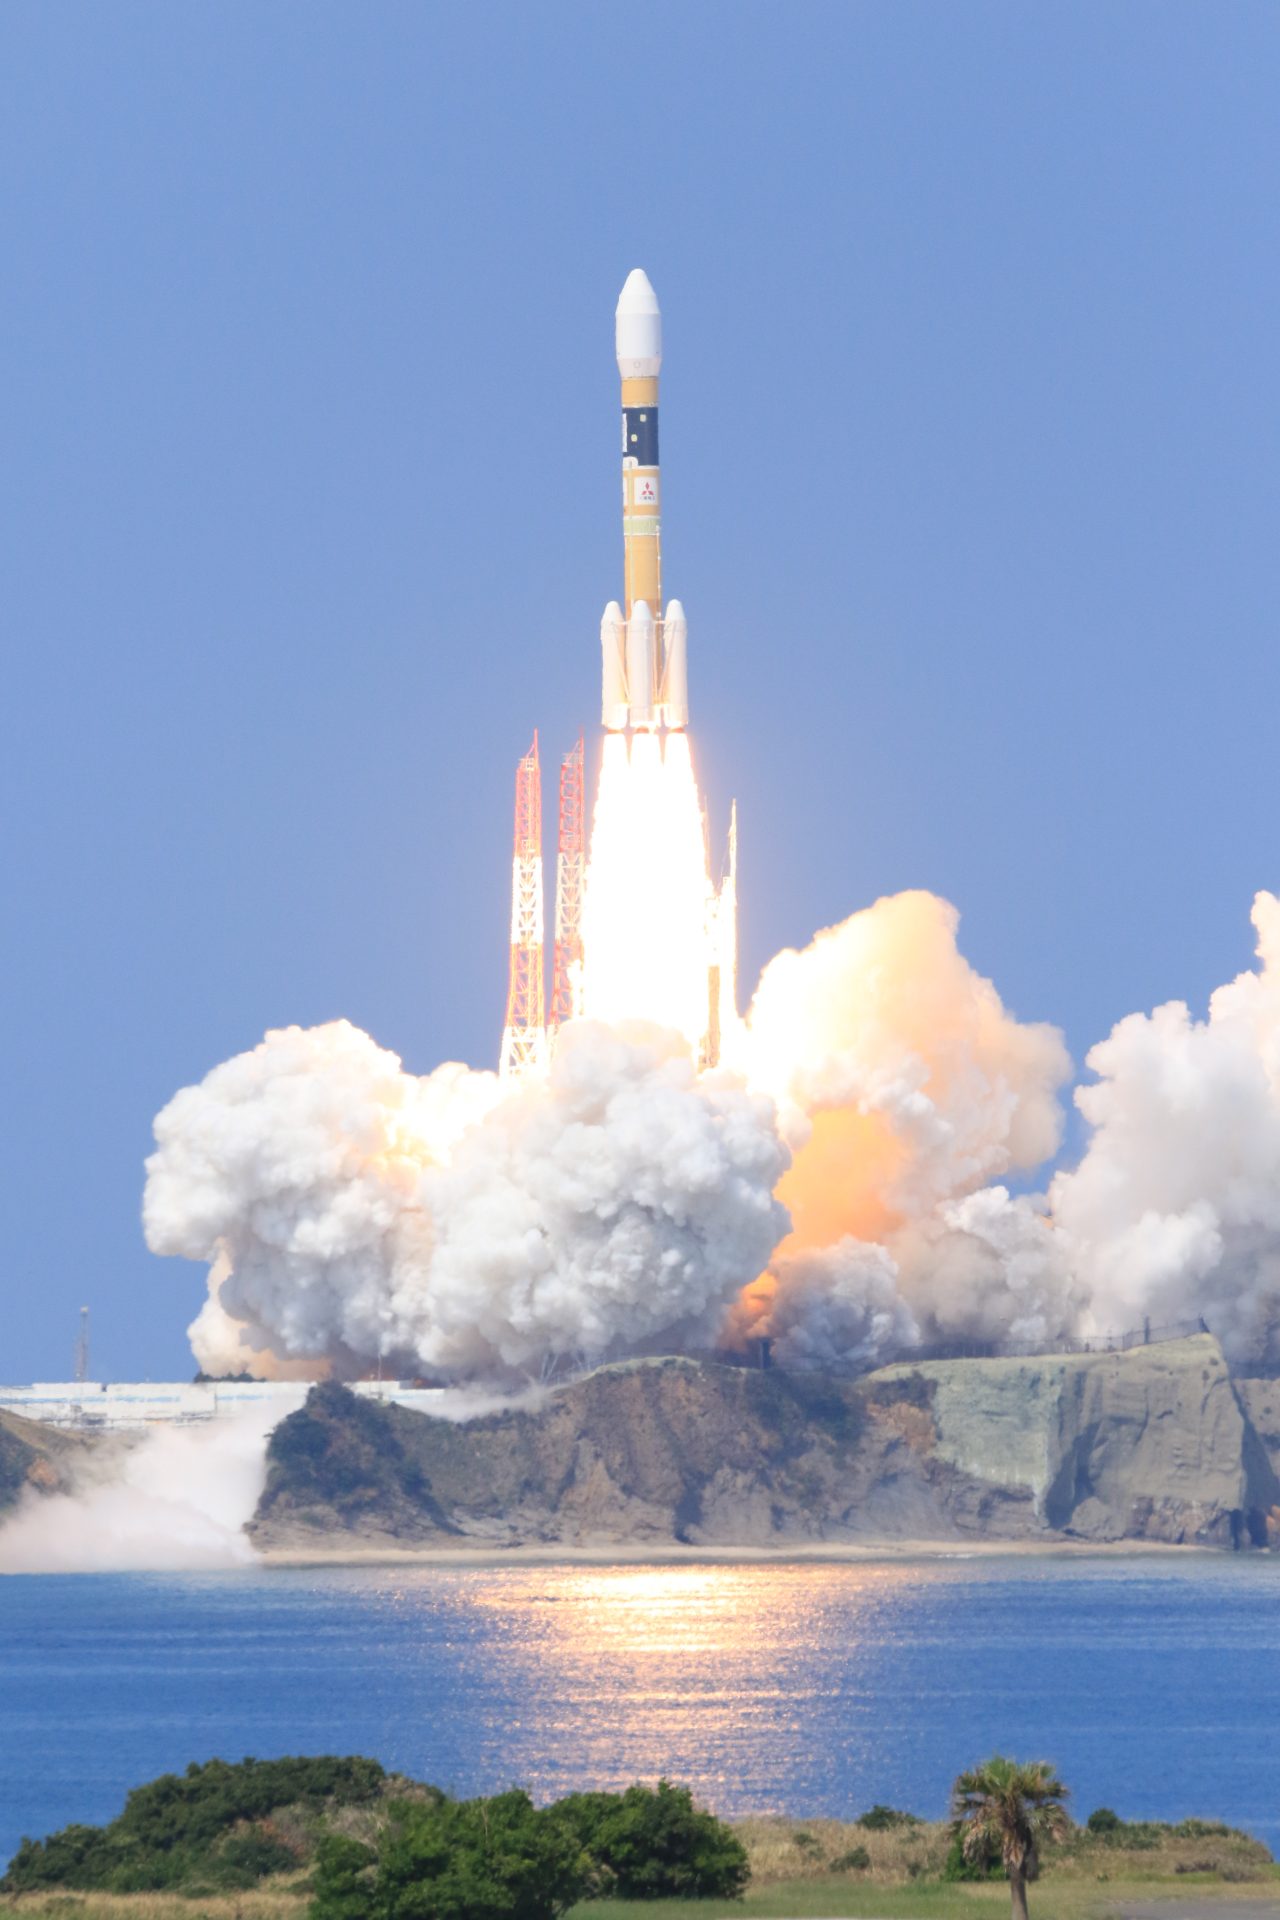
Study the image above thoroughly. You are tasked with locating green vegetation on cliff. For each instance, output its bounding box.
[260,1382,460,1538]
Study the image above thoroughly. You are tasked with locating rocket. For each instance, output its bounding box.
[601,269,690,733]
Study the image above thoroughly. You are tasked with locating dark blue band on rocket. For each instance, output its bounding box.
[622,408,659,466]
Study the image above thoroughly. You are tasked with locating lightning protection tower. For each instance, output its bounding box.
[500,733,548,1080]
[550,734,585,1030]
[73,1306,90,1383]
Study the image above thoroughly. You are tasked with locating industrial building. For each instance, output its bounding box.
[0,1379,441,1431]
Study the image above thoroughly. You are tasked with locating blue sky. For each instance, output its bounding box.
[3,2,1277,1380]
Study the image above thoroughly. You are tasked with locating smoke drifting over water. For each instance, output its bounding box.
[143,855,1280,1379]
[0,1411,279,1573]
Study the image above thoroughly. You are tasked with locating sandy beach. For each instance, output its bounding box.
[258,1535,1234,1569]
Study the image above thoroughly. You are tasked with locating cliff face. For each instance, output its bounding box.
[250,1337,1280,1553]
[0,1409,101,1512]
[1233,1376,1280,1502]
[874,1336,1280,1547]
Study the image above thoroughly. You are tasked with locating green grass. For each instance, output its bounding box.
[571,1885,1003,1919]
[569,1870,1280,1920]
[4,1869,1279,1920]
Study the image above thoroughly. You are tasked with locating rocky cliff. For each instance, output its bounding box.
[0,1409,103,1512]
[1234,1375,1280,1483]
[251,1334,1280,1553]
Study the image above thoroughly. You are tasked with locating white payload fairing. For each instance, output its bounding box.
[601,270,690,733]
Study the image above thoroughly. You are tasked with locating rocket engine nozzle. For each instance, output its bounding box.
[600,598,690,734]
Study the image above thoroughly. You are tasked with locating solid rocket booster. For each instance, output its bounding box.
[601,269,689,733]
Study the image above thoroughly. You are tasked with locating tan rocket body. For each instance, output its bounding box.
[621,370,661,620]
[601,270,689,733]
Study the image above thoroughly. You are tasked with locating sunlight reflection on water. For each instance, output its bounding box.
[1,1557,1278,1857]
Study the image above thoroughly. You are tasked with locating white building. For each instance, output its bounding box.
[0,1379,443,1430]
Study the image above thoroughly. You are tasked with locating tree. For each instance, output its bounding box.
[951,1756,1070,1920]
[555,1780,750,1899]
[310,1835,376,1920]
[364,1791,587,1920]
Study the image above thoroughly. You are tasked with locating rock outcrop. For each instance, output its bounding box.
[251,1335,1280,1553]
[0,1409,102,1512]
[874,1336,1280,1547]
[1233,1375,1280,1521]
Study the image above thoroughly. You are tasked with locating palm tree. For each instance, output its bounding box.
[952,1755,1070,1920]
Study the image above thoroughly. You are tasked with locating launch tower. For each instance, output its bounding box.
[550,734,585,1029]
[499,734,547,1080]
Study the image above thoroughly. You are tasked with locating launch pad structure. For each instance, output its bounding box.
[550,734,585,1030]
[499,271,737,1077]
[499,734,547,1081]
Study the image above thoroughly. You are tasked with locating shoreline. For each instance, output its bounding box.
[256,1535,1254,1569]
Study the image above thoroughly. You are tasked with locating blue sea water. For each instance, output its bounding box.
[1,1556,1277,1866]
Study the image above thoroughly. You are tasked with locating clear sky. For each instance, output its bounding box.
[4,2,1277,1381]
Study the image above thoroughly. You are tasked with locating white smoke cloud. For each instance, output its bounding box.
[0,1408,287,1573]
[146,1018,789,1380]
[892,1187,1079,1350]
[142,887,1280,1387]
[1049,890,1280,1360]
[733,890,1078,1367]
[145,1022,502,1374]
[741,891,1069,1192]
[746,1238,920,1370]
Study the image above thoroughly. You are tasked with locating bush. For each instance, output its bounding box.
[556,1780,749,1900]
[830,1845,871,1871]
[215,1822,302,1884]
[855,1804,920,1831]
[1087,1807,1122,1834]
[3,1755,386,1894]
[359,1791,586,1920]
[310,1835,378,1920]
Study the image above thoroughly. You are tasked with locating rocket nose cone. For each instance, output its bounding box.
[616,267,660,317]
[616,270,662,377]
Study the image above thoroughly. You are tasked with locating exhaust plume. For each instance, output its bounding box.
[1051,890,1280,1361]
[146,1018,789,1379]
[0,1409,280,1573]
[735,890,1077,1362]
[144,886,1280,1383]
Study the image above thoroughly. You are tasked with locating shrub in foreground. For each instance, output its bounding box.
[313,1792,587,1920]
[3,1755,386,1894]
[856,1804,920,1831]
[556,1780,749,1900]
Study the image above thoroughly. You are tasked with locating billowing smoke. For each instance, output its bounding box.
[0,1409,282,1573]
[733,890,1078,1363]
[1049,890,1280,1362]
[144,885,1280,1383]
[146,1018,788,1380]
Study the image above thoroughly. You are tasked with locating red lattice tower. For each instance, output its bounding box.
[550,734,585,1030]
[499,733,547,1079]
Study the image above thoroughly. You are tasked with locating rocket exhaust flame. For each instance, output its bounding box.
[580,731,714,1048]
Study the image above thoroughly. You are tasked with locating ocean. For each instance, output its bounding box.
[1,1554,1277,1866]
